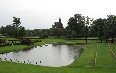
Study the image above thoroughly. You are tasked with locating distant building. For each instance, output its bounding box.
[54,18,63,28]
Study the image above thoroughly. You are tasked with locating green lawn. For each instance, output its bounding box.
[69,44,96,67]
[0,61,116,73]
[108,43,116,55]
[96,43,116,68]
[0,45,33,53]
[0,38,116,73]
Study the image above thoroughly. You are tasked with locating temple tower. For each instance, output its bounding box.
[59,18,61,23]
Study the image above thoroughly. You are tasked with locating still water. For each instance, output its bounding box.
[0,44,83,67]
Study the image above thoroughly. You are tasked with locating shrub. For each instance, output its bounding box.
[21,38,33,45]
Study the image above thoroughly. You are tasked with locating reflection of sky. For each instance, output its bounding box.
[0,0,116,29]
[0,44,83,67]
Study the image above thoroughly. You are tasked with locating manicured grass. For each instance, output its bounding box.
[0,37,18,40]
[96,43,116,68]
[0,45,33,53]
[40,38,97,44]
[108,43,116,55]
[69,44,96,67]
[0,61,116,73]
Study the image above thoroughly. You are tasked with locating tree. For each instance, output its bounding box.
[25,29,33,36]
[0,26,5,35]
[51,24,63,38]
[62,28,67,38]
[67,14,85,38]
[0,17,26,38]
[18,26,26,38]
[13,17,21,27]
[66,26,72,39]
[12,17,26,38]
[105,14,116,43]
[84,16,91,43]
[92,18,105,43]
[4,25,17,36]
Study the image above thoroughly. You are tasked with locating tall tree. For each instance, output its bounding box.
[93,18,105,43]
[51,24,63,38]
[84,16,91,43]
[67,14,85,37]
[66,26,72,39]
[12,17,21,27]
[106,14,116,43]
[0,26,5,35]
[18,26,26,38]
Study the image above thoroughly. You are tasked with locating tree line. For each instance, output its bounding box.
[67,14,116,43]
[0,17,25,38]
[0,14,116,43]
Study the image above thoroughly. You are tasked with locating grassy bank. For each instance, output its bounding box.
[0,38,97,53]
[0,45,33,53]
[69,44,96,67]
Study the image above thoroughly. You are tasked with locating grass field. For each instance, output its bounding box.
[0,61,116,73]
[0,38,116,73]
[96,43,116,68]
[108,43,116,55]
[69,44,96,67]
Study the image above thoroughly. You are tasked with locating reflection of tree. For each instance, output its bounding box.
[70,46,84,59]
[52,44,62,48]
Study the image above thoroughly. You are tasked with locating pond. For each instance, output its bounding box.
[0,44,84,67]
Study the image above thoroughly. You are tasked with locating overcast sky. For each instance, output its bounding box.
[0,0,116,29]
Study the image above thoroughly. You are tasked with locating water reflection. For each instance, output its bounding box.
[0,44,83,67]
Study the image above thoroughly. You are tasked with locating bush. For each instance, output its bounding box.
[0,39,6,44]
[21,38,33,45]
